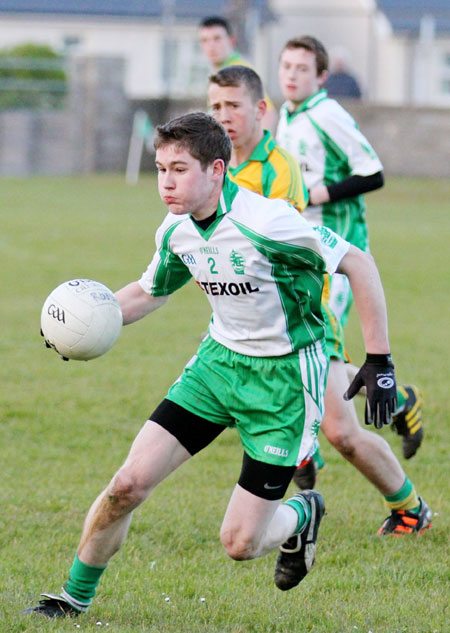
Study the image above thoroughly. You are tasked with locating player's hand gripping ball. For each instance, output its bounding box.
[40,279,123,361]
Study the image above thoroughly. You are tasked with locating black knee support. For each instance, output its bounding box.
[238,452,295,500]
[150,398,226,455]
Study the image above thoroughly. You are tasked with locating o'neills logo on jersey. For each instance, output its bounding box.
[200,246,219,255]
[196,281,260,296]
[264,445,289,458]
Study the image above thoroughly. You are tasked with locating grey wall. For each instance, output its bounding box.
[343,100,450,179]
[0,57,131,176]
[0,61,448,178]
[70,57,131,173]
[139,98,450,179]
[0,110,72,175]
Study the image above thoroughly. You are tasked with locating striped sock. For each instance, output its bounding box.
[284,494,311,534]
[384,477,420,513]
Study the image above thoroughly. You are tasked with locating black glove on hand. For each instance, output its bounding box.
[344,353,397,429]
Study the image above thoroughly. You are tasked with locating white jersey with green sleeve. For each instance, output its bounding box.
[276,89,383,251]
[139,177,349,357]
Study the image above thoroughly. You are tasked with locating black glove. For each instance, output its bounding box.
[40,328,69,361]
[344,353,397,429]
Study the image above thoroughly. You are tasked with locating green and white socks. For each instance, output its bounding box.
[284,493,312,534]
[61,555,107,613]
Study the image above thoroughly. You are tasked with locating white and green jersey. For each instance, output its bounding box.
[139,177,349,357]
[276,89,382,250]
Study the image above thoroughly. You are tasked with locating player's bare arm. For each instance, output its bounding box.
[115,281,168,325]
[308,184,330,205]
[337,245,396,428]
[337,245,389,354]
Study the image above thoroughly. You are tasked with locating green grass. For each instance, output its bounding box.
[1,175,449,632]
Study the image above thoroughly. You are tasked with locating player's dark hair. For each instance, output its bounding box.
[154,112,231,171]
[209,65,264,103]
[281,36,329,75]
[199,16,233,36]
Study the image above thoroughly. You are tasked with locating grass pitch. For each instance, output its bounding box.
[1,175,449,632]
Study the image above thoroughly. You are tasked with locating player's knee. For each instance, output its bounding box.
[323,417,358,459]
[220,527,259,560]
[107,468,149,511]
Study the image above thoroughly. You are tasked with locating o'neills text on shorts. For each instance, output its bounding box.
[264,445,289,458]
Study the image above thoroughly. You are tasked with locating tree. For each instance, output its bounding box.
[0,43,67,109]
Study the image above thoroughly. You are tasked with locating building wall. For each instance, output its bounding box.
[0,14,209,98]
[1,65,448,178]
[1,6,449,106]
[0,109,72,175]
[373,25,410,105]
[417,38,450,107]
[342,99,450,178]
[0,57,131,176]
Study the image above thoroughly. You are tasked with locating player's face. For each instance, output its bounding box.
[208,83,264,151]
[278,47,328,105]
[156,144,224,220]
[199,26,234,66]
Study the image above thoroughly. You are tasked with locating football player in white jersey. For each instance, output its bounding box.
[277,35,424,470]
[277,35,383,321]
[24,112,427,619]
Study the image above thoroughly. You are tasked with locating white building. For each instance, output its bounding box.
[0,0,449,106]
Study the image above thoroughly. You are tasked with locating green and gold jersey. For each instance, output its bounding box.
[139,177,349,357]
[227,130,308,212]
[276,89,383,250]
[220,51,275,112]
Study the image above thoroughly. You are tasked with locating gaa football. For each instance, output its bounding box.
[40,279,123,360]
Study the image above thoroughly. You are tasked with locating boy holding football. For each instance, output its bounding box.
[24,112,405,618]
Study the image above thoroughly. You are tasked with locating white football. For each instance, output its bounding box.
[40,279,123,360]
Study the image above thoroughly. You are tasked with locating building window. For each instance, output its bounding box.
[441,51,450,95]
[441,79,450,94]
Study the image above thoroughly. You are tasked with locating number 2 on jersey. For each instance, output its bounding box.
[208,257,218,274]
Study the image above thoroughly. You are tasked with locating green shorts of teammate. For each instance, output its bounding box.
[328,272,353,328]
[322,298,348,362]
[166,336,329,467]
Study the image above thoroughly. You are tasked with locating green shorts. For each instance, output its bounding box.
[166,336,329,467]
[328,272,353,328]
[322,299,347,361]
[322,273,348,362]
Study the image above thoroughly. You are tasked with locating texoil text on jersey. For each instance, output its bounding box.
[196,281,260,296]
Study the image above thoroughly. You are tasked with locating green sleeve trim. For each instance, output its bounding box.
[230,219,326,347]
[306,113,351,184]
[230,218,325,272]
[282,90,328,122]
[261,159,277,199]
[152,221,192,296]
[275,145,309,208]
